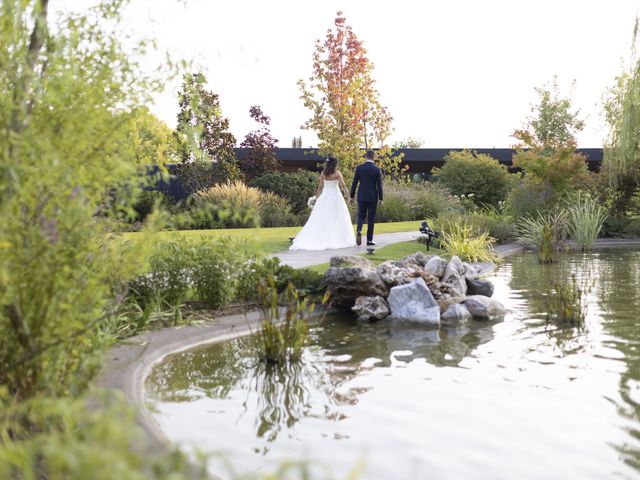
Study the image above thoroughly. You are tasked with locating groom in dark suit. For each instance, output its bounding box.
[350,150,384,246]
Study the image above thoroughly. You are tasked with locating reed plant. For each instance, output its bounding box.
[545,274,591,329]
[438,221,500,263]
[566,192,607,251]
[516,210,569,263]
[257,277,329,364]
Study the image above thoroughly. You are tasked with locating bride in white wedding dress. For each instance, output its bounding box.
[290,156,356,251]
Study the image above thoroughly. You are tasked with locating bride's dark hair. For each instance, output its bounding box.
[323,156,337,177]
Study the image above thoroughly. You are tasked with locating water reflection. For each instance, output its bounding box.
[507,249,640,468]
[146,250,640,479]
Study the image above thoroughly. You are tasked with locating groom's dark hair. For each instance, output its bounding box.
[365,150,375,160]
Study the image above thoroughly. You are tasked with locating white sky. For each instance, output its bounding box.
[61,0,640,147]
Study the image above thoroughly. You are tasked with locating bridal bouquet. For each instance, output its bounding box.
[307,196,317,209]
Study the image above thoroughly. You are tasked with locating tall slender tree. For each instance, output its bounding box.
[239,105,279,180]
[603,20,640,213]
[298,12,404,177]
[174,73,241,192]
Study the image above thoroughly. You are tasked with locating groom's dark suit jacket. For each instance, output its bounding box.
[350,161,383,203]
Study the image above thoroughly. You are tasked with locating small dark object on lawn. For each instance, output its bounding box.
[419,221,439,251]
[366,248,375,255]
[289,237,295,243]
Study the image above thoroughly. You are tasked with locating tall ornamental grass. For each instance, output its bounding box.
[516,210,569,263]
[567,193,607,251]
[194,181,262,228]
[438,221,500,263]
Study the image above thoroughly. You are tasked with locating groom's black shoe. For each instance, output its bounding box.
[356,232,362,246]
[367,241,376,246]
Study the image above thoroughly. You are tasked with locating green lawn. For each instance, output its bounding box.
[307,240,445,273]
[119,220,422,256]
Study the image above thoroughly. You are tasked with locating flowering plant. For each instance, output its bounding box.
[307,196,317,208]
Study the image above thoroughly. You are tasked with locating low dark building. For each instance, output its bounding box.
[235,147,604,175]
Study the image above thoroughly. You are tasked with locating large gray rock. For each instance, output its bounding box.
[466,278,494,297]
[462,262,481,281]
[462,295,507,320]
[387,277,440,327]
[441,256,467,298]
[441,303,473,325]
[351,295,390,321]
[325,258,389,308]
[330,255,374,269]
[401,251,431,269]
[376,261,413,287]
[424,255,447,278]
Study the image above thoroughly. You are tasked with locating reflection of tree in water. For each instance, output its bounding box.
[589,250,640,470]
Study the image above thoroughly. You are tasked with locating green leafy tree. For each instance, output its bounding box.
[512,79,589,204]
[174,72,242,193]
[393,136,425,148]
[298,11,405,178]
[603,20,640,213]
[0,0,163,399]
[239,105,280,180]
[130,107,178,165]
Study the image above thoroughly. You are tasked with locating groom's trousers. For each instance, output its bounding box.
[357,201,378,242]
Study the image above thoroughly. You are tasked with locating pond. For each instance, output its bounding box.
[146,250,640,480]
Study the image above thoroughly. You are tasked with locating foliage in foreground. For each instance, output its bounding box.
[0,0,170,399]
[0,389,205,480]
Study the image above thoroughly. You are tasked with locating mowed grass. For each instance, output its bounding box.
[118,220,421,256]
[306,240,446,273]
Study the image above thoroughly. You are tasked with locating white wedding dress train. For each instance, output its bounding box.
[290,179,356,251]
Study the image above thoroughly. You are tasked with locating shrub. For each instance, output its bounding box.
[127,237,249,311]
[377,183,416,222]
[412,182,458,219]
[438,221,499,263]
[174,161,243,196]
[566,192,607,251]
[601,215,640,238]
[433,212,516,245]
[193,181,261,228]
[506,177,557,219]
[259,191,298,227]
[249,170,319,214]
[431,150,512,207]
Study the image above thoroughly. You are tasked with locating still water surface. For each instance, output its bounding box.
[146,250,640,479]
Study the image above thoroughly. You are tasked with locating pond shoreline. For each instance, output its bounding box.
[94,238,640,475]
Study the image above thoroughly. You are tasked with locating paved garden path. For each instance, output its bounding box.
[272,231,421,268]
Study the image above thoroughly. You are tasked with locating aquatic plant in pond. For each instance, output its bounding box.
[257,278,328,364]
[545,274,591,329]
[516,210,569,263]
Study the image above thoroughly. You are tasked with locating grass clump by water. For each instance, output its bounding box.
[438,220,499,263]
[567,192,608,251]
[545,274,591,329]
[516,210,568,263]
[257,277,328,364]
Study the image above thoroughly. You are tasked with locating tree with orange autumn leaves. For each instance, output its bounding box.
[298,12,405,179]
